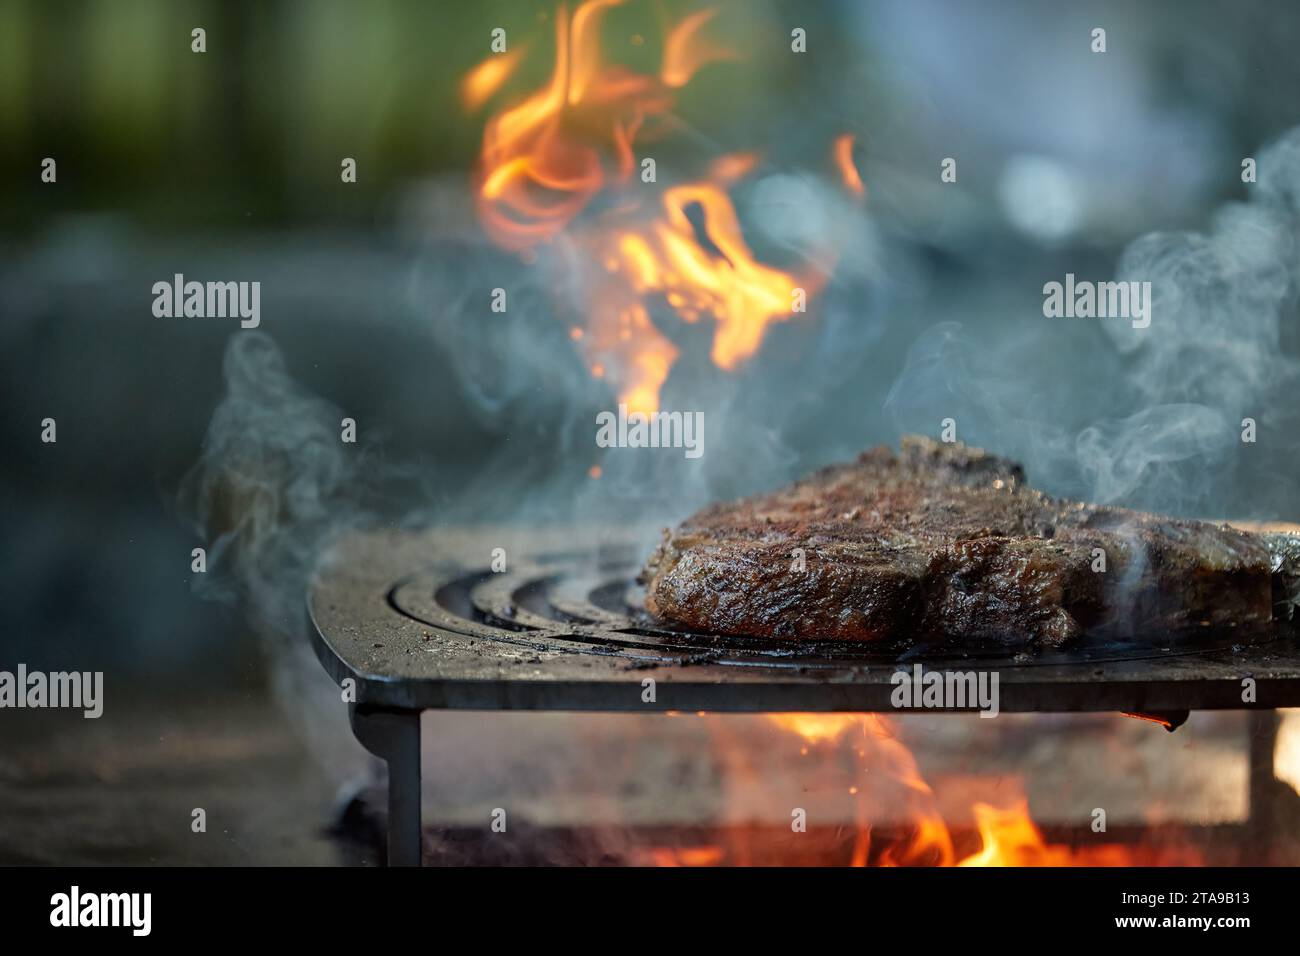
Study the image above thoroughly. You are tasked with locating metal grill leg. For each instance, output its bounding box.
[350,705,422,867]
[1247,709,1280,859]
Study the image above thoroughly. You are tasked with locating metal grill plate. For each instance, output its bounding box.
[308,527,1300,713]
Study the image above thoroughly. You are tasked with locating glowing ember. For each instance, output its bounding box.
[465,0,840,413]
[644,845,726,867]
[764,713,863,746]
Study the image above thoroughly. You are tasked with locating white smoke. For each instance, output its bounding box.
[888,125,1300,516]
[181,332,380,776]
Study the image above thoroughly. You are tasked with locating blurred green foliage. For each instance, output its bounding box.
[0,0,808,233]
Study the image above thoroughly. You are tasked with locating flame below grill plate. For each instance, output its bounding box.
[309,527,1300,714]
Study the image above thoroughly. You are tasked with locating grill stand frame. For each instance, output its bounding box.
[343,703,1288,868]
[311,528,1300,866]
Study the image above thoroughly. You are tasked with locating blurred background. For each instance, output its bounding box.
[2,0,1299,864]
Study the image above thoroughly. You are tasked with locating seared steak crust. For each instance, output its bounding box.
[641,437,1283,647]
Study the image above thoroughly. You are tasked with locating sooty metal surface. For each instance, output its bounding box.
[309,527,1300,714]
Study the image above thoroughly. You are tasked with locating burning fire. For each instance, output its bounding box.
[752,714,1170,866]
[611,710,1210,867]
[465,0,839,413]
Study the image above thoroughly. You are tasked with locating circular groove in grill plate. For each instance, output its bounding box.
[549,575,630,626]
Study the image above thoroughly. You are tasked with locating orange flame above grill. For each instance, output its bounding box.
[466,0,839,413]
[833,133,866,198]
[461,47,526,111]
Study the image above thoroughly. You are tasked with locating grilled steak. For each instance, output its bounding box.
[641,436,1296,647]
